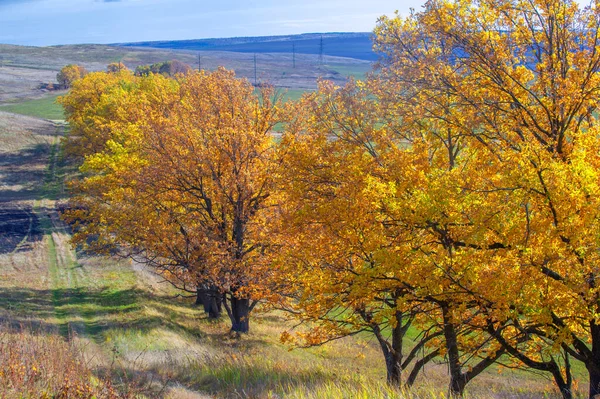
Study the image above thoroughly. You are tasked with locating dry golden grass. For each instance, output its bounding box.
[0,325,133,399]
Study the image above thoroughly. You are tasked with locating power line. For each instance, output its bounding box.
[254,53,257,85]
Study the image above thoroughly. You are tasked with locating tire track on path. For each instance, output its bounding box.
[35,134,91,339]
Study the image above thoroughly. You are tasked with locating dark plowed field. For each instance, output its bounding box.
[0,207,40,254]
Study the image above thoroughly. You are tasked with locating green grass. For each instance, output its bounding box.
[0,94,65,120]
[280,88,310,102]
[327,64,372,80]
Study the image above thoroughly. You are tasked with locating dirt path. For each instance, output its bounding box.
[0,114,97,336]
[0,111,213,398]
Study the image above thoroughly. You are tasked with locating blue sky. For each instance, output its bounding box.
[0,0,426,46]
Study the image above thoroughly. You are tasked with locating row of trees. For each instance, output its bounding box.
[59,0,600,397]
[56,62,130,90]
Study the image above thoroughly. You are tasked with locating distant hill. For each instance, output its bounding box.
[117,33,377,61]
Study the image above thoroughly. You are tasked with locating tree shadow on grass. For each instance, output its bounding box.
[0,139,71,204]
[0,143,52,201]
[95,360,331,399]
[0,286,206,343]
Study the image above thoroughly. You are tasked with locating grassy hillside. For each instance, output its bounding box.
[119,33,377,61]
[0,44,371,104]
[0,110,576,398]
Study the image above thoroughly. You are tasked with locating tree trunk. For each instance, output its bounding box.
[543,357,573,399]
[367,309,407,387]
[371,325,403,386]
[556,350,573,399]
[229,297,250,333]
[449,376,467,398]
[214,291,223,313]
[205,288,222,319]
[387,310,405,386]
[441,303,467,397]
[196,286,222,319]
[384,346,403,386]
[195,287,204,307]
[548,376,572,399]
[589,321,600,398]
[589,365,600,399]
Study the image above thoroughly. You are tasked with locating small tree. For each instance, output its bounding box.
[106,62,128,73]
[159,60,192,76]
[56,64,87,89]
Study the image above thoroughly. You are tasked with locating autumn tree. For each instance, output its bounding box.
[56,64,88,89]
[274,12,510,397]
[58,69,136,160]
[274,79,498,389]
[62,68,280,333]
[374,0,600,397]
[158,59,192,75]
[133,64,152,76]
[60,69,224,317]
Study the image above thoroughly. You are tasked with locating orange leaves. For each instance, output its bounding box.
[268,0,600,392]
[369,0,600,390]
[62,68,281,322]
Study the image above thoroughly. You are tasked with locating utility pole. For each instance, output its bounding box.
[319,34,324,67]
[292,43,296,69]
[253,53,257,86]
[198,53,202,71]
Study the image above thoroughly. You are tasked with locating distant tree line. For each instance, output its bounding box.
[53,61,192,91]
[134,60,191,77]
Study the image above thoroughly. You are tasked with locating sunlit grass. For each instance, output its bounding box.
[327,64,371,80]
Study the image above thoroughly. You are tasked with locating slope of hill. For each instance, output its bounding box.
[0,108,572,399]
[117,32,377,61]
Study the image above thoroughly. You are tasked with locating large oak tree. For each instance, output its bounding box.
[62,68,280,333]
